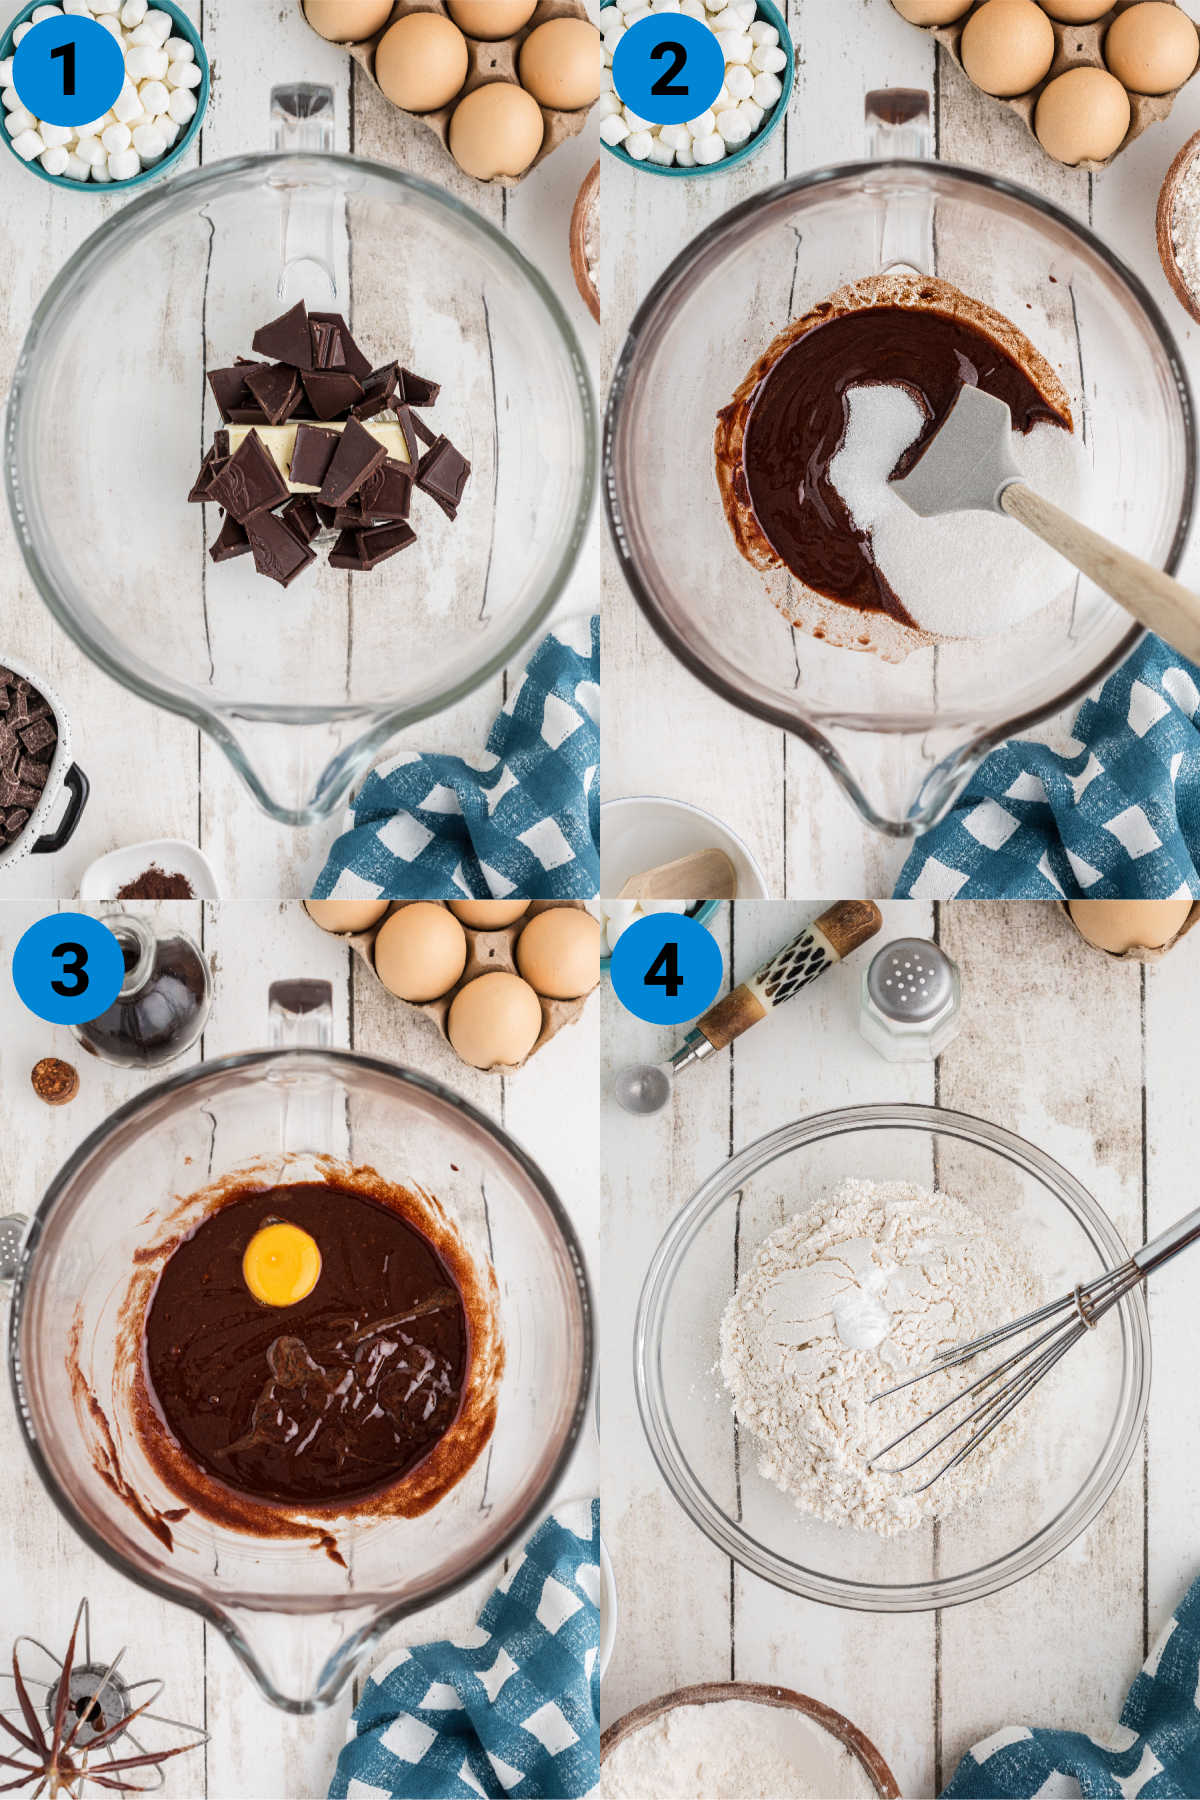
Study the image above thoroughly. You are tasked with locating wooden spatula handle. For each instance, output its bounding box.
[1002,483,1200,664]
[695,901,883,1052]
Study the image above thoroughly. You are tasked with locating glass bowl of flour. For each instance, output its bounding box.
[634,1102,1150,1611]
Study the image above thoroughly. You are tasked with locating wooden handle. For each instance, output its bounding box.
[1002,483,1200,664]
[812,900,883,959]
[696,984,766,1050]
[695,901,883,1052]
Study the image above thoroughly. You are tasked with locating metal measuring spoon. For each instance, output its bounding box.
[614,901,883,1116]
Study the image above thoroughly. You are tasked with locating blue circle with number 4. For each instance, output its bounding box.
[12,16,125,129]
[610,912,724,1026]
[11,913,126,1027]
[612,12,725,128]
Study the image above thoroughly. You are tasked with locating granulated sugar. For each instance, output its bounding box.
[828,383,1089,641]
[601,1699,878,1800]
[719,1177,1041,1537]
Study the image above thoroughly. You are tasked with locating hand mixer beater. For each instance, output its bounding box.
[867,1205,1200,1492]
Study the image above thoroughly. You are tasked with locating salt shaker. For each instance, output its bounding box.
[858,937,962,1062]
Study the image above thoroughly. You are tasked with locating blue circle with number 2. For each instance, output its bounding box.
[611,12,725,127]
[12,913,127,1027]
[610,912,724,1026]
[12,16,126,129]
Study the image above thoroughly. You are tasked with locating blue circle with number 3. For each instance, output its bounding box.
[12,16,126,129]
[611,12,725,127]
[610,912,724,1026]
[11,913,126,1027]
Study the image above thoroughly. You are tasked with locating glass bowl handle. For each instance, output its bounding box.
[266,979,341,1156]
[267,82,338,305]
[865,88,934,277]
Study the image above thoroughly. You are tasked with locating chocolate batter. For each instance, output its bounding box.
[143,1183,469,1507]
[733,301,1071,627]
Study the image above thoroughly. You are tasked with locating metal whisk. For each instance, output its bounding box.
[867,1205,1200,1493]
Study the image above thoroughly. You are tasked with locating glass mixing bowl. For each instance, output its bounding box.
[5,85,595,825]
[635,1103,1150,1611]
[605,91,1195,836]
[8,983,593,1710]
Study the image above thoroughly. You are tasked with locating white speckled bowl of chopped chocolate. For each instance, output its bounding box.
[0,655,89,876]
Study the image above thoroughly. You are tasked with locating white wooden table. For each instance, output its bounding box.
[0,899,598,1798]
[602,0,1200,897]
[601,898,1199,1797]
[0,0,598,901]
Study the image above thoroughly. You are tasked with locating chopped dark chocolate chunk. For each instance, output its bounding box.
[188,443,225,503]
[209,514,251,562]
[353,458,413,522]
[0,665,56,848]
[252,300,313,370]
[315,502,339,530]
[400,368,441,407]
[226,405,270,426]
[207,365,258,421]
[351,362,401,421]
[18,716,55,756]
[243,361,303,426]
[416,436,471,519]
[19,756,48,791]
[246,510,318,587]
[208,430,290,522]
[309,315,344,370]
[312,312,373,383]
[318,415,388,506]
[329,521,417,570]
[289,423,341,490]
[405,405,437,449]
[5,809,28,837]
[302,368,365,420]
[281,496,322,544]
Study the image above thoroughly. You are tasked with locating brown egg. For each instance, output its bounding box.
[1105,1,1199,93]
[892,0,973,20]
[304,898,390,934]
[1040,0,1110,19]
[519,17,603,110]
[373,903,468,1002]
[448,971,543,1068]
[375,13,470,113]
[1035,65,1130,161]
[961,0,1056,94]
[448,899,532,929]
[304,0,394,42]
[448,0,538,39]
[516,908,601,999]
[1068,897,1193,954]
[449,81,545,178]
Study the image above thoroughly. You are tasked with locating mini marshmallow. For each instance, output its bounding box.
[140,7,172,43]
[751,43,786,73]
[138,78,169,114]
[2,86,21,111]
[749,18,777,42]
[111,81,142,121]
[124,44,161,79]
[96,13,124,38]
[119,0,147,20]
[40,121,75,146]
[716,105,751,144]
[738,96,764,131]
[75,133,106,165]
[685,108,714,135]
[11,22,35,44]
[725,63,754,98]
[39,144,70,174]
[91,161,112,180]
[623,4,651,21]
[166,57,201,87]
[132,120,166,158]
[0,59,12,85]
[157,113,180,145]
[62,0,91,11]
[704,0,730,11]
[11,127,45,157]
[751,69,782,105]
[647,137,675,164]
[76,112,113,133]
[658,121,691,150]
[164,35,193,60]
[122,106,148,129]
[599,110,630,144]
[166,84,196,122]
[85,0,113,11]
[107,145,140,178]
[62,151,91,178]
[101,120,131,151]
[692,130,725,163]
[5,107,37,136]
[651,0,680,10]
[600,4,625,30]
[596,90,622,118]
[715,29,753,61]
[624,128,653,160]
[622,107,653,132]
[680,0,706,15]
[674,140,696,164]
[32,5,64,22]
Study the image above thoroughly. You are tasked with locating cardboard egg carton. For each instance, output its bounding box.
[347,899,597,1071]
[893,0,1194,170]
[310,0,595,186]
[1059,898,1200,960]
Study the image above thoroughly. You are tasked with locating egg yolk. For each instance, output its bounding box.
[242,1222,322,1308]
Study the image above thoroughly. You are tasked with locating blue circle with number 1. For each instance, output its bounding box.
[610,912,724,1026]
[12,16,126,130]
[11,913,127,1027]
[611,12,725,128]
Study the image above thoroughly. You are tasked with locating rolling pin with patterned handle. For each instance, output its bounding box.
[614,901,884,1115]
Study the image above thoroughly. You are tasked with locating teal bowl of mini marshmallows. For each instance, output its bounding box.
[0,0,209,194]
[599,0,793,177]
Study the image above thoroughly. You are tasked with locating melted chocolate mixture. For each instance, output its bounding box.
[740,305,1070,626]
[143,1184,468,1506]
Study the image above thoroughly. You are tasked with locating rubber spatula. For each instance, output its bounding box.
[891,384,1200,663]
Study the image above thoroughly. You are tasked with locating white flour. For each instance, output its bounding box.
[1172,157,1200,307]
[719,1178,1040,1536]
[828,382,1089,642]
[601,1699,878,1800]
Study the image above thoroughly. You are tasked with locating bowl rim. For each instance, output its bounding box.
[0,0,210,196]
[634,1100,1151,1613]
[4,148,598,825]
[599,0,794,180]
[604,158,1194,823]
[8,1046,595,1708]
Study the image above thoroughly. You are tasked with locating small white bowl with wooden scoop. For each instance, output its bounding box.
[893,385,1200,661]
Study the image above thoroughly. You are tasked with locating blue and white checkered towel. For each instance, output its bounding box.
[329,1501,600,1800]
[944,1575,1200,1797]
[315,618,599,902]
[896,638,1200,900]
